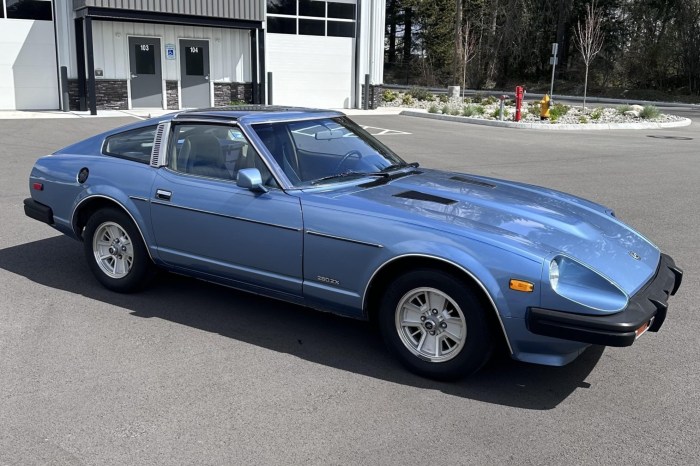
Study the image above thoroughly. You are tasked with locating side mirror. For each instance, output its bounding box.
[237,168,268,193]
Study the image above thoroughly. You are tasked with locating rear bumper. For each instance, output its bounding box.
[527,253,683,347]
[23,198,54,225]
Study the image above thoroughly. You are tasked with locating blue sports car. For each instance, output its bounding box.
[24,107,683,380]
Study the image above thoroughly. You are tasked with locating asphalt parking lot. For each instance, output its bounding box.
[1,110,698,465]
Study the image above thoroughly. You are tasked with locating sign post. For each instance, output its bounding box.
[549,43,558,102]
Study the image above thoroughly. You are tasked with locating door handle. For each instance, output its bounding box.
[155,189,172,201]
[131,73,138,79]
[205,75,209,81]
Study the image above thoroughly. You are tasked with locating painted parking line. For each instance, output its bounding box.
[361,125,411,136]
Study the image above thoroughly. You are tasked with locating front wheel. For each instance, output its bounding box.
[378,269,493,380]
[83,207,152,293]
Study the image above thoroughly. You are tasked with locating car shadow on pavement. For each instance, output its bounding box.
[0,236,604,410]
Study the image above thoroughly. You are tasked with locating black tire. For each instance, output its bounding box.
[378,269,493,381]
[83,207,152,293]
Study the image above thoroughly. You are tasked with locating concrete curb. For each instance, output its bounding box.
[399,110,693,131]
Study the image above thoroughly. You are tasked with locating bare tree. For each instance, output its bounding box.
[574,1,605,111]
[461,21,478,94]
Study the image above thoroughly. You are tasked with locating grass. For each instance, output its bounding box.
[441,104,450,114]
[579,116,589,124]
[549,103,570,122]
[640,105,661,119]
[428,103,439,113]
[591,107,603,120]
[617,104,632,114]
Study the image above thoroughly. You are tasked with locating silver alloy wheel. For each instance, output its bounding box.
[92,221,134,279]
[395,287,467,363]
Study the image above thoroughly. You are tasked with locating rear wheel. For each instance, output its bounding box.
[83,207,151,293]
[378,269,493,380]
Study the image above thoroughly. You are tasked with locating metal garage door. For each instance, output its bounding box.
[266,34,353,109]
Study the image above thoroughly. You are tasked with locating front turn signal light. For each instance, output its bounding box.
[509,279,534,293]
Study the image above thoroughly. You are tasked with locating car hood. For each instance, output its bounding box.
[309,169,659,294]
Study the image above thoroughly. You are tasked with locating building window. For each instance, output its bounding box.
[299,0,324,18]
[134,44,156,75]
[6,0,53,21]
[327,2,354,20]
[299,19,325,36]
[267,0,355,38]
[267,0,296,16]
[268,16,297,35]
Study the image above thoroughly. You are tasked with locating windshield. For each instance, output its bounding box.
[249,117,407,187]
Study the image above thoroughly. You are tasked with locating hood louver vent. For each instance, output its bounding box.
[393,190,457,205]
[449,176,496,188]
[150,121,170,168]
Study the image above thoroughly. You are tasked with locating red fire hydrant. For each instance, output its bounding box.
[515,86,524,122]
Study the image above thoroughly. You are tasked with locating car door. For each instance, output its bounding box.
[149,121,303,296]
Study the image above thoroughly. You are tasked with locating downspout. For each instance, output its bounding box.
[51,0,61,110]
[354,0,362,108]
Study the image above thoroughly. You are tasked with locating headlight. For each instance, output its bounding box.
[547,256,628,312]
[549,259,560,290]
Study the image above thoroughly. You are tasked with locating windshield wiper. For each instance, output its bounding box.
[311,171,390,185]
[380,162,420,172]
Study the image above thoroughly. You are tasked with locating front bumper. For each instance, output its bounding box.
[527,253,683,347]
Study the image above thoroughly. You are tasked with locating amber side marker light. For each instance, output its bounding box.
[509,279,534,293]
[635,320,651,339]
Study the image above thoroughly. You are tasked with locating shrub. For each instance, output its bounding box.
[491,107,509,119]
[382,89,397,103]
[529,101,541,117]
[591,107,603,120]
[401,94,414,106]
[549,103,570,122]
[579,116,589,124]
[617,104,632,114]
[441,104,450,114]
[463,105,477,117]
[463,97,473,104]
[483,95,498,105]
[450,107,461,116]
[473,105,485,115]
[438,94,448,103]
[640,105,661,119]
[408,87,433,101]
[428,103,439,113]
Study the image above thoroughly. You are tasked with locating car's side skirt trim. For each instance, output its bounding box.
[72,194,155,262]
[306,230,383,248]
[363,253,513,354]
[129,196,149,203]
[151,200,302,232]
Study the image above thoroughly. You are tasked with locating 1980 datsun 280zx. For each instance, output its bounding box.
[24,107,683,380]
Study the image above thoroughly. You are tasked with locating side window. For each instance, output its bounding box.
[103,125,157,164]
[167,123,274,185]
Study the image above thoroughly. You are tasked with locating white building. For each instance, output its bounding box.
[0,0,385,113]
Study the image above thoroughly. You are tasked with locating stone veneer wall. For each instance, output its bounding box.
[67,79,128,110]
[166,81,179,110]
[361,84,384,110]
[213,82,253,106]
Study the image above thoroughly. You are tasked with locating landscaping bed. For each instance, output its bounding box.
[379,89,685,125]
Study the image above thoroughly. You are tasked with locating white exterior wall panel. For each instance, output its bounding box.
[0,19,59,110]
[91,21,251,82]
